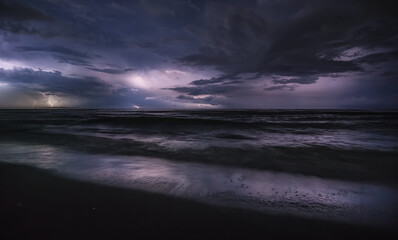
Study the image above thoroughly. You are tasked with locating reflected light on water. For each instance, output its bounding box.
[0,143,396,227]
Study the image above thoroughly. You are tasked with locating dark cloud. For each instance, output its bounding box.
[0,68,109,96]
[190,74,240,86]
[167,84,240,96]
[140,0,175,16]
[176,95,216,105]
[0,0,397,108]
[87,67,135,74]
[356,50,398,64]
[0,0,52,21]
[264,85,295,91]
[176,0,398,97]
[0,20,40,35]
[190,78,223,86]
[15,46,91,58]
[380,70,398,77]
[53,55,92,67]
[15,45,96,67]
[272,76,318,85]
[0,67,171,108]
[0,0,55,36]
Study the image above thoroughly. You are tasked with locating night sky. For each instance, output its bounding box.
[0,0,397,109]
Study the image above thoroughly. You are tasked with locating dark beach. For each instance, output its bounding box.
[1,162,396,240]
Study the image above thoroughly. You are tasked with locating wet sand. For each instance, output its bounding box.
[1,162,396,240]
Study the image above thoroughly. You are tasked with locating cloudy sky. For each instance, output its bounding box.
[0,0,397,109]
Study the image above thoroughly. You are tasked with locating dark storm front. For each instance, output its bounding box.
[1,109,397,182]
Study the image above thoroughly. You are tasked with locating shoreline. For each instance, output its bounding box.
[1,162,396,239]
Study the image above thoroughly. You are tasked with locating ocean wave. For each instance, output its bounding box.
[1,130,397,183]
[1,109,397,183]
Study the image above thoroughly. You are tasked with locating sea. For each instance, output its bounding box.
[0,109,397,227]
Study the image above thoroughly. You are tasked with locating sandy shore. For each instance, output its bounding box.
[0,162,396,240]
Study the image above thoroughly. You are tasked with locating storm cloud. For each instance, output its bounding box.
[181,1,396,76]
[0,68,151,108]
[0,0,397,108]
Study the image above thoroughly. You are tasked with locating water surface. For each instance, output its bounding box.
[0,109,397,227]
